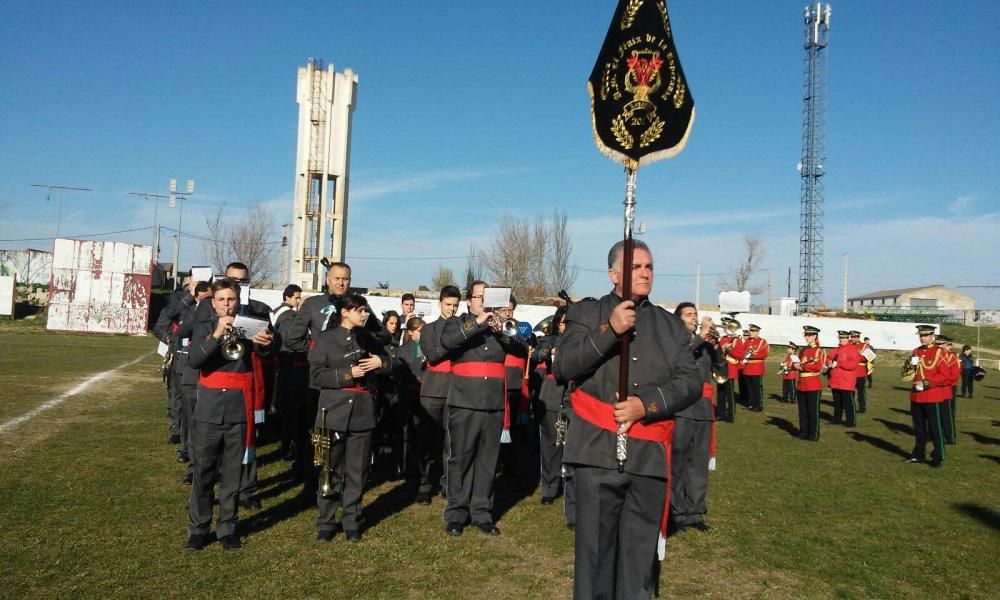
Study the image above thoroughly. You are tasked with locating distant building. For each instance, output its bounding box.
[847,284,974,323]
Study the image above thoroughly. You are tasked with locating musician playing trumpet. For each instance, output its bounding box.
[184,278,273,552]
[779,343,800,404]
[309,294,390,543]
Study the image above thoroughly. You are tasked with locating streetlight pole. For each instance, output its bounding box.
[168,179,195,289]
[128,192,170,259]
[31,184,92,238]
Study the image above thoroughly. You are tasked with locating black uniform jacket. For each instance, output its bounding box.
[534,335,568,413]
[675,334,726,421]
[396,340,426,396]
[309,326,390,432]
[272,304,307,362]
[153,292,195,348]
[417,317,456,398]
[441,313,516,411]
[189,313,271,425]
[174,300,202,386]
[554,293,702,478]
[504,336,530,391]
[286,293,389,353]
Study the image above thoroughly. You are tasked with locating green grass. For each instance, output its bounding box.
[941,323,1000,353]
[0,332,998,598]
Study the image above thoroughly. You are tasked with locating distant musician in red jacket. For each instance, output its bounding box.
[827,331,862,427]
[780,343,799,404]
[740,324,769,412]
[907,325,949,467]
[795,326,826,441]
[935,335,961,446]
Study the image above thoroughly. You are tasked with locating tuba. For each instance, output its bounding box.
[312,407,336,497]
[723,318,741,336]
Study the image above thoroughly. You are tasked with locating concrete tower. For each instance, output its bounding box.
[291,58,358,291]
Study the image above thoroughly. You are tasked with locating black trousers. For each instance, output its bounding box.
[168,363,183,438]
[855,376,868,413]
[960,370,974,397]
[573,465,666,600]
[737,374,748,407]
[910,402,944,464]
[940,395,956,445]
[538,408,567,499]
[744,375,762,410]
[670,418,710,527]
[831,389,856,426]
[181,384,197,477]
[715,380,735,422]
[188,419,246,538]
[797,389,821,440]
[416,394,447,495]
[781,379,797,403]
[316,429,373,533]
[444,406,503,526]
[276,363,309,455]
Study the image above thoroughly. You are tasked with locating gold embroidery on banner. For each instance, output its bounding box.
[611,114,634,149]
[640,115,664,147]
[620,0,645,30]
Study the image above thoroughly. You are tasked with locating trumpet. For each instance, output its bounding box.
[312,407,336,497]
[900,357,917,382]
[487,308,518,337]
[221,325,246,361]
[712,371,728,384]
[777,364,790,376]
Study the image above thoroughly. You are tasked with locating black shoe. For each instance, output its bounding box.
[566,522,575,531]
[220,535,242,551]
[240,498,262,511]
[184,533,210,552]
[750,406,763,413]
[928,460,943,469]
[345,529,362,543]
[176,451,190,463]
[475,522,501,536]
[415,491,432,505]
[182,472,193,486]
[540,496,555,505]
[446,522,464,537]
[904,457,922,464]
[168,434,181,445]
[316,531,334,543]
[691,522,710,533]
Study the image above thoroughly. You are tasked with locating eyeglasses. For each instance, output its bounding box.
[471,295,483,299]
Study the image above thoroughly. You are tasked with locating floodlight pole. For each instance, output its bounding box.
[31,184,92,238]
[168,179,195,289]
[128,192,170,259]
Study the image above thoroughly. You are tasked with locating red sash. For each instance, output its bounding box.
[199,354,265,463]
[702,382,715,402]
[427,359,451,374]
[453,361,510,438]
[570,388,673,549]
[504,353,527,371]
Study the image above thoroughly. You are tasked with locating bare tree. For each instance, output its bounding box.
[464,244,486,293]
[431,264,457,290]
[202,203,278,286]
[719,234,766,295]
[481,213,548,302]
[546,209,577,295]
[0,249,50,285]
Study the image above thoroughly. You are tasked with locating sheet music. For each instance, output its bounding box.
[233,315,268,340]
[483,287,512,309]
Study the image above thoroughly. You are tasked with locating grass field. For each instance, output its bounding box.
[1,330,998,598]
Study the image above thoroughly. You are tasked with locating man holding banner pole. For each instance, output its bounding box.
[561,1,699,595]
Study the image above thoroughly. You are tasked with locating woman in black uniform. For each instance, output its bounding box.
[310,294,389,543]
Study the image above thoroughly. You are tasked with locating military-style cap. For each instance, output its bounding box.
[916,325,936,335]
[803,325,820,335]
[720,316,733,323]
[748,324,761,332]
[788,342,799,350]
[849,330,861,337]
[837,330,850,338]
[934,334,952,344]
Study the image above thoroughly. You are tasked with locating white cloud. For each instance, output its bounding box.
[351,167,527,202]
[947,195,974,216]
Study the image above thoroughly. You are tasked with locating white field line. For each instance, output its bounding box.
[0,352,154,436]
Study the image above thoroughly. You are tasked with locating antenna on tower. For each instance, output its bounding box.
[797,3,831,314]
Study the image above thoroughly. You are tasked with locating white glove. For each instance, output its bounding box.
[910,356,919,366]
[830,361,838,369]
[254,409,266,424]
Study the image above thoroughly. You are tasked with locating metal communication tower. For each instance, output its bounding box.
[797,3,831,314]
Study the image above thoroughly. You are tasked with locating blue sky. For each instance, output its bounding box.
[1,1,998,307]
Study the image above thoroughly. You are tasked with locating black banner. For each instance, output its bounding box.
[588,0,695,170]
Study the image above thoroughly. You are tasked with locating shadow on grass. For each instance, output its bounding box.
[257,474,302,502]
[979,454,1000,466]
[257,468,297,491]
[765,416,800,439]
[891,385,912,392]
[874,418,914,436]
[847,431,911,459]
[767,393,783,402]
[952,503,1000,531]
[963,431,1000,446]
[362,480,416,531]
[241,493,312,538]
[889,407,912,417]
[493,475,539,523]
